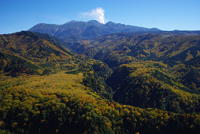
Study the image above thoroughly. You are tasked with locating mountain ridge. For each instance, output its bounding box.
[0,31,75,76]
[29,20,161,41]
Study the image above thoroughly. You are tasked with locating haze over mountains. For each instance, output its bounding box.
[29,20,161,41]
[29,20,200,42]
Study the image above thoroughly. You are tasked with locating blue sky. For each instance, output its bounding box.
[0,0,200,34]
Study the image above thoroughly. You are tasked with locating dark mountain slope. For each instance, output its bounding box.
[0,51,42,76]
[0,31,74,75]
[67,33,200,66]
[29,20,160,41]
[107,61,200,113]
[64,32,200,112]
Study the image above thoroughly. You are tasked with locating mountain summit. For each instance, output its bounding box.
[29,20,160,41]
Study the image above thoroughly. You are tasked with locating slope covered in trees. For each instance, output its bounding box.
[107,61,200,113]
[65,35,199,93]
[0,31,74,76]
[1,71,200,134]
[66,33,200,67]
[1,31,200,134]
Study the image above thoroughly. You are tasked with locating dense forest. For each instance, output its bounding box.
[0,30,200,134]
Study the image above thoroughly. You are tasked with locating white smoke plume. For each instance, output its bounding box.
[81,8,105,24]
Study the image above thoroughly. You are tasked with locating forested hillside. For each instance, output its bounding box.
[64,32,200,113]
[66,33,200,67]
[1,31,200,134]
[1,69,200,134]
[0,31,75,76]
[108,61,200,113]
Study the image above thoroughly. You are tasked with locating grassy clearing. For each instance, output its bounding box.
[0,71,86,91]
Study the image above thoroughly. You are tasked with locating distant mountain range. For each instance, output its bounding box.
[29,20,160,41]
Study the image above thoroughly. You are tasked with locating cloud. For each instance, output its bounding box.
[81,8,105,24]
